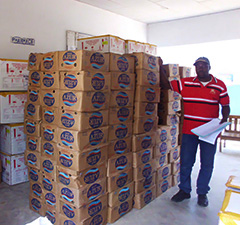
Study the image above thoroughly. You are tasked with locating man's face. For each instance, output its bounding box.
[195,61,210,79]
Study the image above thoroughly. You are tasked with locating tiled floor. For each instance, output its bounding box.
[0,141,239,225]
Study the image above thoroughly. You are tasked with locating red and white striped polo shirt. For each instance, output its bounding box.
[170,75,230,135]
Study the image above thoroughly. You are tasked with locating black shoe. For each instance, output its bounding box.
[198,194,208,207]
[171,190,191,202]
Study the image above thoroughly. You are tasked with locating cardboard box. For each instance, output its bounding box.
[135,69,159,87]
[156,125,179,143]
[41,123,58,143]
[172,157,180,175]
[107,152,132,176]
[179,66,191,78]
[59,90,109,112]
[57,145,108,172]
[156,164,171,182]
[28,167,42,183]
[42,106,59,125]
[41,140,58,162]
[108,198,133,223]
[0,152,28,185]
[156,176,172,197]
[158,100,181,115]
[78,35,125,54]
[168,146,180,163]
[144,43,157,56]
[41,156,57,179]
[153,141,171,158]
[26,136,41,152]
[133,116,158,134]
[109,53,134,73]
[0,123,26,155]
[133,148,153,168]
[25,102,42,121]
[133,159,156,181]
[170,135,178,150]
[132,132,156,153]
[28,71,41,87]
[108,182,134,207]
[28,53,42,71]
[43,204,59,225]
[25,150,41,169]
[27,87,40,105]
[42,172,57,194]
[172,171,180,187]
[160,90,181,102]
[134,102,158,118]
[162,64,179,77]
[109,90,134,108]
[30,181,43,199]
[58,109,109,131]
[109,107,133,125]
[108,123,132,141]
[108,137,132,158]
[41,51,59,72]
[125,40,144,54]
[155,154,168,169]
[107,169,133,192]
[134,172,156,194]
[0,92,27,123]
[40,71,59,89]
[58,50,109,72]
[110,72,135,90]
[24,119,41,137]
[42,189,59,212]
[168,76,180,82]
[0,59,28,91]
[60,71,111,92]
[57,126,109,151]
[158,114,179,126]
[131,53,159,72]
[135,86,160,103]
[40,89,59,108]
[133,185,156,209]
[29,194,44,216]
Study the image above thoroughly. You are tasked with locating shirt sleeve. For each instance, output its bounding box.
[170,80,182,94]
[219,82,230,106]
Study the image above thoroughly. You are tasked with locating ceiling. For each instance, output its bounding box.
[76,0,240,23]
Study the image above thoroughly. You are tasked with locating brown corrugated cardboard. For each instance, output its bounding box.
[42,189,59,212]
[109,53,134,73]
[25,150,41,170]
[59,71,111,91]
[42,204,59,225]
[133,148,153,168]
[29,194,44,216]
[171,157,180,175]
[156,125,179,143]
[153,141,171,158]
[58,50,110,72]
[108,123,133,141]
[162,64,179,77]
[41,140,58,162]
[42,106,59,125]
[160,89,181,102]
[109,107,133,125]
[133,159,156,181]
[58,109,109,131]
[155,154,168,169]
[29,181,43,199]
[158,114,179,126]
[135,86,160,103]
[28,167,42,183]
[134,172,156,194]
[40,71,59,89]
[108,137,132,158]
[24,119,41,137]
[158,100,181,115]
[40,89,59,108]
[133,116,158,134]
[107,169,133,193]
[110,72,135,90]
[168,76,181,82]
[132,132,156,153]
[168,146,180,163]
[179,66,191,78]
[108,182,134,207]
[41,123,58,144]
[27,87,41,105]
[156,164,171,182]
[156,176,172,197]
[109,90,134,108]
[41,51,59,72]
[135,69,159,87]
[133,185,156,209]
[41,156,57,180]
[134,102,158,118]
[28,71,41,87]
[25,102,42,121]
[28,53,42,71]
[42,171,57,194]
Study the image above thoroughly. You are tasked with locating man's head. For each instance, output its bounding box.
[193,57,211,81]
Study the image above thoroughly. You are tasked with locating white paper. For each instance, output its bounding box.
[199,129,222,144]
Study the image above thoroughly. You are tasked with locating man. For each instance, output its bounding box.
[160,57,230,207]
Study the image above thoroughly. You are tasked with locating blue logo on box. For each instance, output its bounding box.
[87,183,102,201]
[31,71,40,84]
[63,51,77,65]
[43,73,54,87]
[87,149,101,166]
[90,52,105,69]
[84,168,100,184]
[64,74,78,89]
[89,129,104,146]
[117,107,130,122]
[114,139,127,154]
[118,73,130,88]
[43,93,55,107]
[91,73,105,90]
[116,91,129,107]
[62,92,77,107]
[89,112,103,129]
[92,92,105,109]
[61,113,75,128]
[117,56,129,72]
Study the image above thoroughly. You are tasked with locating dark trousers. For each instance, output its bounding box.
[179,134,217,195]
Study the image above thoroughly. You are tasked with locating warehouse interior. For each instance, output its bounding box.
[0,0,240,225]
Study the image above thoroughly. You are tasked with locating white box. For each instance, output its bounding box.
[0,92,27,123]
[125,40,145,54]
[144,43,157,56]
[0,152,28,185]
[78,35,125,54]
[0,59,29,91]
[0,123,26,155]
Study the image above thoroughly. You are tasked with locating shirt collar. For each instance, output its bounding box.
[193,74,217,83]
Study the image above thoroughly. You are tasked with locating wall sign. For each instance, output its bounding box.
[11,36,35,46]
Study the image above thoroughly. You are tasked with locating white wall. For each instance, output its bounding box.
[147,9,240,48]
[0,0,147,60]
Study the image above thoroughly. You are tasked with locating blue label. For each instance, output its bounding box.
[90,52,105,69]
[115,155,128,171]
[162,167,169,179]
[118,201,129,217]
[87,183,102,201]
[141,136,152,149]
[141,150,151,164]
[173,148,178,160]
[61,187,74,202]
[142,164,152,178]
[170,125,177,136]
[143,119,154,132]
[117,107,130,122]
[114,139,127,154]
[160,130,167,142]
[43,178,53,191]
[172,101,179,112]
[45,192,56,206]
[58,172,70,186]
[43,93,55,107]
[161,180,169,193]
[117,56,129,72]
[115,124,128,139]
[43,129,54,142]
[63,51,77,65]
[160,142,167,155]
[117,172,128,188]
[46,211,56,224]
[145,103,155,115]
[159,155,166,167]
[44,110,55,123]
[64,74,78,89]
[143,175,153,189]
[27,153,37,165]
[170,115,178,125]
[144,190,153,204]
[173,64,178,75]
[89,129,104,146]
[62,92,77,107]
[89,112,103,129]
[64,220,76,225]
[145,88,156,101]
[60,154,73,168]
[87,149,101,166]
[29,54,37,66]
[148,56,156,70]
[29,90,38,102]
[28,138,37,151]
[31,198,41,211]
[27,103,36,116]
[116,91,129,107]
[29,169,38,182]
[26,122,35,134]
[84,168,100,184]
[147,71,157,85]
[89,214,103,225]
[43,73,54,87]
[61,113,75,128]
[88,199,102,217]
[32,183,42,197]
[61,131,74,147]
[92,92,105,109]
[43,56,54,70]
[43,160,54,173]
[118,187,130,202]
[171,136,177,148]
[63,203,75,218]
[43,142,54,155]
[31,71,40,84]
[91,73,105,90]
[118,73,130,88]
